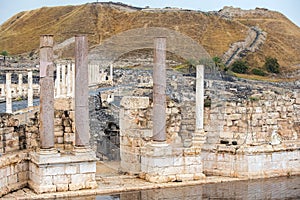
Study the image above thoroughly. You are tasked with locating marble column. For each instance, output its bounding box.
[18,74,23,96]
[56,64,61,97]
[39,35,55,149]
[61,64,66,96]
[27,70,33,107]
[67,62,71,96]
[75,35,90,147]
[152,37,166,142]
[193,65,206,148]
[6,73,12,113]
[72,63,75,98]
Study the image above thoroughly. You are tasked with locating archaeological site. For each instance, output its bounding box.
[0,2,299,199]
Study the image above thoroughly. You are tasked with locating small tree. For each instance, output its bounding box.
[212,56,227,71]
[186,58,198,73]
[264,56,280,74]
[231,60,249,74]
[1,50,8,62]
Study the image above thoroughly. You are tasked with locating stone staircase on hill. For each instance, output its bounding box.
[222,26,267,66]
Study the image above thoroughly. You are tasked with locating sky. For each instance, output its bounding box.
[0,0,299,27]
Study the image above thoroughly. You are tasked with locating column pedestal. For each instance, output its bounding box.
[192,129,206,150]
[140,141,205,183]
[28,149,97,194]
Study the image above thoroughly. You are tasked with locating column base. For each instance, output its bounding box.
[192,129,206,149]
[140,141,206,183]
[29,149,97,194]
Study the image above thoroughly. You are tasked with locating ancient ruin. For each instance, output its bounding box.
[0,26,299,199]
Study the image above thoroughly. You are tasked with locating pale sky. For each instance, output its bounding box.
[0,0,299,27]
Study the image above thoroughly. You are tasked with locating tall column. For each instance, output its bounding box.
[56,64,61,97]
[27,70,33,107]
[61,64,66,96]
[193,65,206,148]
[67,62,71,96]
[152,37,166,142]
[75,35,90,147]
[72,63,75,98]
[196,65,204,131]
[39,35,55,149]
[6,73,12,113]
[18,74,23,96]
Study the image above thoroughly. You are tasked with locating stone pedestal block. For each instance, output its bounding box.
[28,149,97,194]
[140,142,205,183]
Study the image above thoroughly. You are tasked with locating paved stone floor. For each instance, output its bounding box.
[2,161,243,200]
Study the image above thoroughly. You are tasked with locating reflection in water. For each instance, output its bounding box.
[60,176,300,200]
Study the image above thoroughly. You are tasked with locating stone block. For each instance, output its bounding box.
[175,173,194,182]
[64,132,75,143]
[54,131,64,137]
[120,96,149,109]
[54,98,73,111]
[65,165,77,174]
[42,166,65,176]
[79,162,96,174]
[56,184,69,192]
[18,171,29,182]
[53,174,70,184]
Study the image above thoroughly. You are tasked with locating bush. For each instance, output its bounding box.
[251,68,266,76]
[264,57,280,74]
[231,60,249,74]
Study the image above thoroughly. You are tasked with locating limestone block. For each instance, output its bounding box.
[120,96,149,109]
[7,174,17,185]
[18,171,29,182]
[54,118,63,126]
[54,98,73,111]
[79,162,96,174]
[64,126,73,133]
[52,174,70,184]
[64,132,75,143]
[43,166,65,176]
[54,131,64,137]
[54,126,63,132]
[56,184,69,192]
[0,127,14,134]
[56,136,64,144]
[175,173,194,182]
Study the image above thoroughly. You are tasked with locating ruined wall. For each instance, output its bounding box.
[116,69,299,178]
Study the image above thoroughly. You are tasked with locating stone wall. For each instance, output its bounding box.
[116,68,299,179]
[0,151,28,197]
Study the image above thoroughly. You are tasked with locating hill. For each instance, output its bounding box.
[0,3,299,74]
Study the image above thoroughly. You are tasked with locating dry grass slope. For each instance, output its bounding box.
[0,3,299,73]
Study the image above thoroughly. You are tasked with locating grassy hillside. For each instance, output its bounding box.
[0,3,299,73]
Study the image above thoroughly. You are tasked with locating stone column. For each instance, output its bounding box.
[75,35,90,148]
[6,73,12,113]
[27,70,33,107]
[193,65,206,148]
[61,64,66,96]
[18,74,23,96]
[67,62,71,96]
[39,35,55,149]
[72,63,75,98]
[152,37,166,142]
[56,64,61,97]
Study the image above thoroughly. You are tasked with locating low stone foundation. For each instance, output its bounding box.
[140,142,205,183]
[28,150,97,193]
[202,144,300,178]
[0,151,29,197]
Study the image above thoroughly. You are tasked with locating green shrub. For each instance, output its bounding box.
[251,68,266,76]
[264,57,280,74]
[231,60,249,74]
